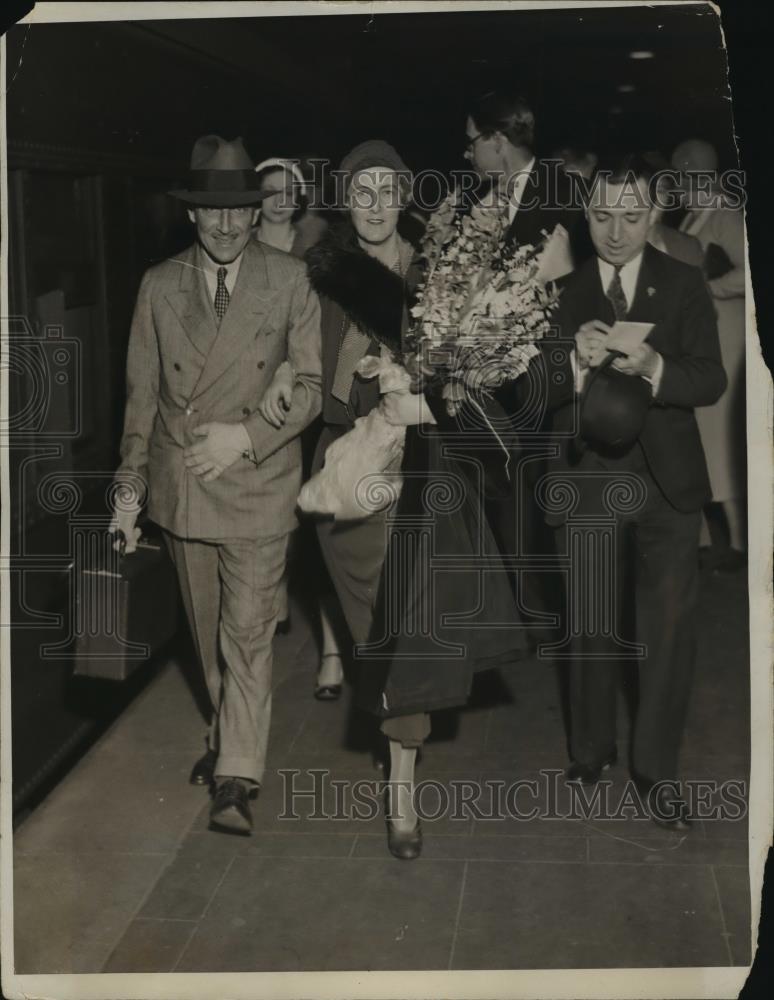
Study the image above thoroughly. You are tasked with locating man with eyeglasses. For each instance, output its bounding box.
[461,92,586,644]
[111,135,322,835]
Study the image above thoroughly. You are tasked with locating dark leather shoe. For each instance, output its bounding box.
[565,747,618,785]
[189,748,217,787]
[209,778,253,836]
[636,779,692,832]
[386,818,422,860]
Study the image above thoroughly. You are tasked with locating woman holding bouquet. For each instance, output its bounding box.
[262,140,526,860]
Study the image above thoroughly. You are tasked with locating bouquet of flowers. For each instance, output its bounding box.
[404,191,563,416]
[298,192,566,521]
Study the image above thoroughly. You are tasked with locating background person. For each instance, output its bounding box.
[254,156,344,699]
[672,138,747,571]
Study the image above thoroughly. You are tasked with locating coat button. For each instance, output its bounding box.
[173,362,181,371]
[257,361,265,369]
[242,407,251,417]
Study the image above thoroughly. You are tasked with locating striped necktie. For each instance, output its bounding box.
[605,265,628,320]
[214,266,229,323]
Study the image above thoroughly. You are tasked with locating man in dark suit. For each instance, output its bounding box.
[547,154,726,829]
[462,91,586,637]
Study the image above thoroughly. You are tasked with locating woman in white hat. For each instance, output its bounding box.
[254,158,343,699]
[253,158,328,259]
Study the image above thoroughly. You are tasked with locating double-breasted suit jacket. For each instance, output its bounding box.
[118,239,322,540]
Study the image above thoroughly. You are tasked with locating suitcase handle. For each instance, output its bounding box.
[113,530,159,559]
[115,529,127,558]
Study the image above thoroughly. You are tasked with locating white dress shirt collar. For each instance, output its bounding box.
[198,244,246,303]
[507,156,536,224]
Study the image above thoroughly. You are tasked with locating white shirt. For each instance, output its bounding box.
[573,251,664,394]
[199,246,245,304]
[507,156,536,225]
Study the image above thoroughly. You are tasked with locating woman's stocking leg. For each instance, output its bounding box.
[388,739,418,834]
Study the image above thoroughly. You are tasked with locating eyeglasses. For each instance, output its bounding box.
[463,132,485,151]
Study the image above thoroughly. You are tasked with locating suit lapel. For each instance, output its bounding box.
[584,258,616,326]
[193,240,274,393]
[627,243,664,332]
[504,166,538,247]
[165,245,219,359]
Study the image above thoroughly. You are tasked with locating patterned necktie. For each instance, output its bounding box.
[214,266,229,323]
[606,265,628,320]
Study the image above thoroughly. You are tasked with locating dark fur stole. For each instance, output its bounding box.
[305,223,409,355]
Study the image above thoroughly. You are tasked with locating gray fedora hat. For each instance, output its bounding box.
[170,135,266,207]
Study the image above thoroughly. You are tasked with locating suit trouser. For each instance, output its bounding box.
[555,464,701,784]
[164,530,290,785]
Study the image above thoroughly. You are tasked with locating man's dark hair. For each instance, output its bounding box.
[468,91,535,151]
[595,152,655,187]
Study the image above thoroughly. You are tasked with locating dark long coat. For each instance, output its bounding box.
[305,224,528,718]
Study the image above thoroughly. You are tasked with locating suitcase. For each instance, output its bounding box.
[73,531,179,681]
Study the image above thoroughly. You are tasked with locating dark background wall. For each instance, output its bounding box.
[2,4,738,817]
[7,5,734,174]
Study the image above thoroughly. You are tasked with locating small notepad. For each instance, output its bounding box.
[606,321,654,355]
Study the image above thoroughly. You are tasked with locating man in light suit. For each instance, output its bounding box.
[111,135,321,834]
[546,154,726,830]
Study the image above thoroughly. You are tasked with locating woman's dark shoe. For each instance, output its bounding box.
[314,653,343,701]
[189,748,217,787]
[314,683,342,701]
[209,778,254,836]
[386,818,423,860]
[384,784,422,860]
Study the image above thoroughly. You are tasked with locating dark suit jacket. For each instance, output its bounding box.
[549,242,727,514]
[438,162,584,498]
[504,159,587,262]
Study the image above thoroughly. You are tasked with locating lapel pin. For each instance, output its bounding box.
[647,286,656,297]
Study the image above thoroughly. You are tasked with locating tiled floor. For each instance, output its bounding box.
[13,566,752,974]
